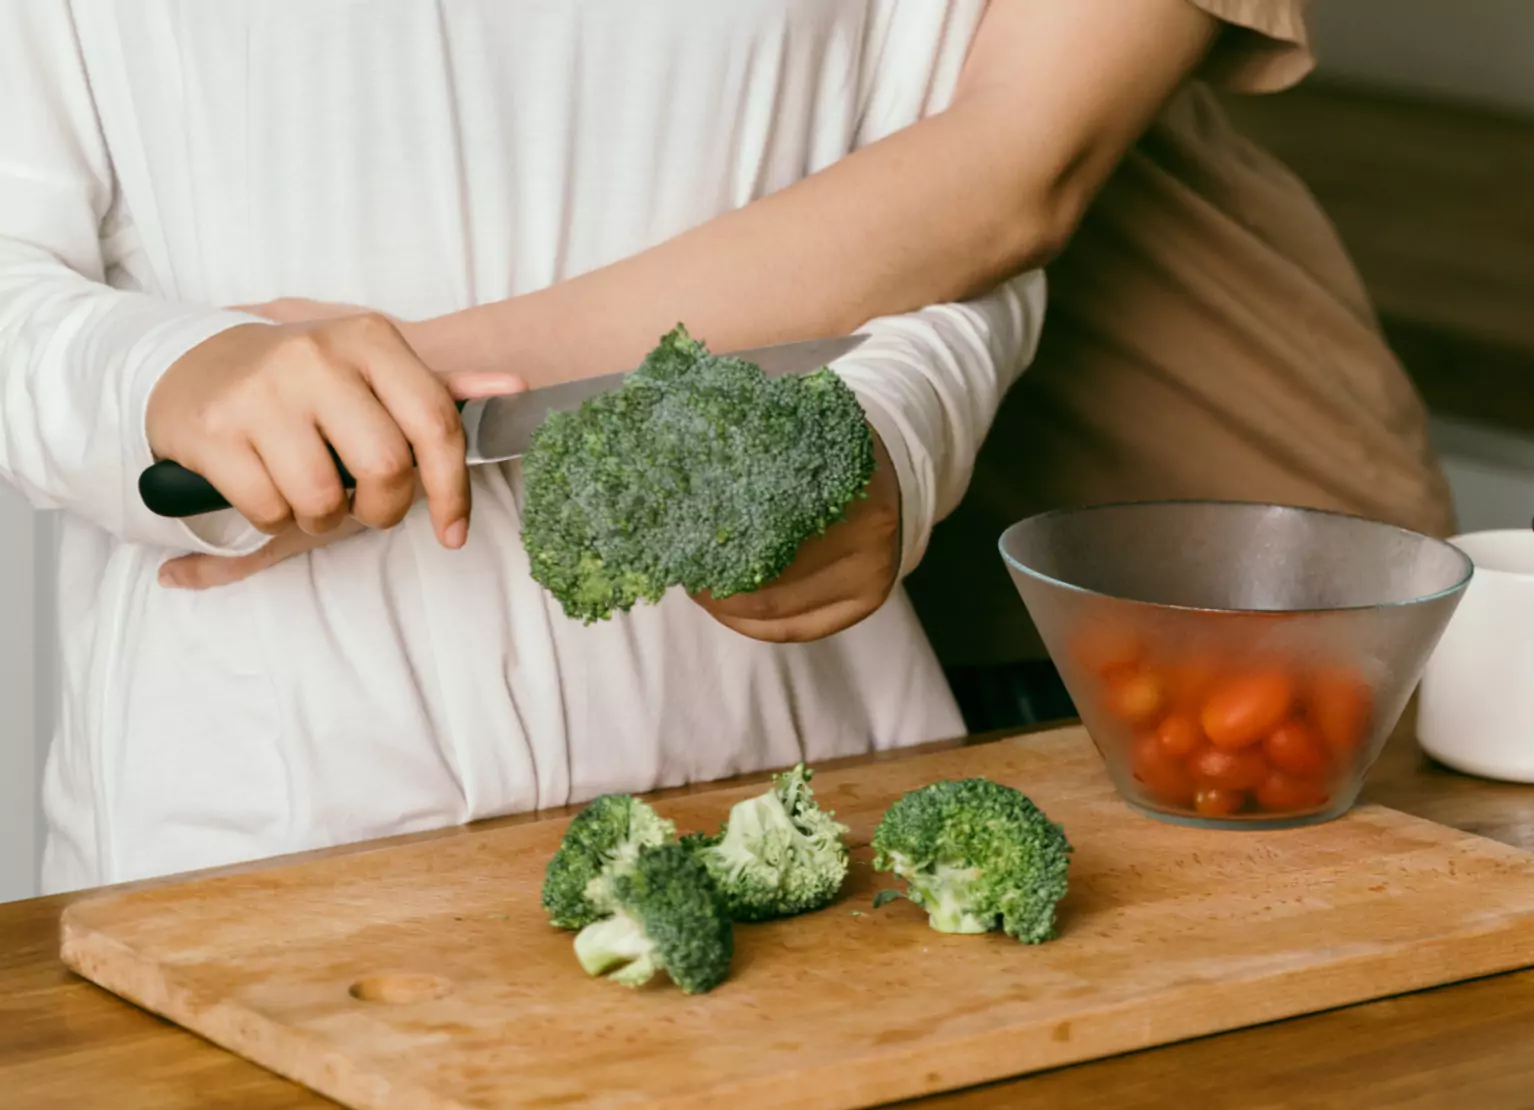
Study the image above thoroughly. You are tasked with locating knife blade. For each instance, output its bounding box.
[138,333,869,519]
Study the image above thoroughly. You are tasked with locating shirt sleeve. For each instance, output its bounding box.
[1191,0,1315,93]
[834,273,1046,582]
[0,1,268,554]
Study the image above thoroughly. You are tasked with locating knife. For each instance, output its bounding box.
[138,333,869,519]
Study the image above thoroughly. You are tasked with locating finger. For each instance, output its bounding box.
[705,596,876,645]
[441,370,528,401]
[193,442,292,534]
[754,528,846,588]
[159,528,299,590]
[699,545,876,622]
[159,517,368,590]
[347,316,472,548]
[749,491,891,593]
[249,418,349,535]
[159,550,273,591]
[307,370,417,530]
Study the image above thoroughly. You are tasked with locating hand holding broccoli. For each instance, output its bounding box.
[522,325,895,640]
[694,429,900,643]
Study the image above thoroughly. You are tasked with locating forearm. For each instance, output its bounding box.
[406,102,1048,386]
[406,0,1216,387]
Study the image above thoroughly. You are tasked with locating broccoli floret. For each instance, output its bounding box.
[573,842,733,994]
[521,324,877,623]
[541,795,677,930]
[871,778,1072,944]
[691,763,850,921]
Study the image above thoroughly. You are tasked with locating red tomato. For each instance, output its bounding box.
[1164,659,1219,712]
[1194,787,1247,818]
[1256,770,1330,814]
[1200,671,1295,750]
[1191,745,1268,791]
[1263,719,1329,777]
[1102,665,1166,727]
[1309,669,1372,755]
[1154,713,1204,759]
[1131,733,1196,807]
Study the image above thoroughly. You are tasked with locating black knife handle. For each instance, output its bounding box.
[139,401,472,519]
[140,448,358,519]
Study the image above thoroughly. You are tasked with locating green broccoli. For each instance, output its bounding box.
[521,324,876,623]
[541,795,677,930]
[573,842,734,994]
[871,778,1072,944]
[690,763,850,922]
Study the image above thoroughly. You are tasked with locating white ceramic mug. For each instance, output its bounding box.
[1418,529,1534,781]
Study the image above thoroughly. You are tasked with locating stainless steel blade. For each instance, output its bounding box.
[461,333,867,465]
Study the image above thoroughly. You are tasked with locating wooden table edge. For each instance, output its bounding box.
[12,714,1534,1110]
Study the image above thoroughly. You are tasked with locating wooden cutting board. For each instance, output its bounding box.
[60,727,1534,1110]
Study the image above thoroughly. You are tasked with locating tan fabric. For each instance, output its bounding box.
[906,0,1456,668]
[1192,0,1314,92]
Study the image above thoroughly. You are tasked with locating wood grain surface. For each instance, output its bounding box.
[11,718,1534,1109]
[51,727,1534,1110]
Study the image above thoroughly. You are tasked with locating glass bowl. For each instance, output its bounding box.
[999,501,1473,829]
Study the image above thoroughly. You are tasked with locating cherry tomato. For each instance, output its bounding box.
[1154,713,1203,759]
[1191,745,1268,791]
[1194,787,1247,817]
[1263,719,1329,777]
[1200,671,1295,750]
[1256,770,1330,813]
[1131,732,1196,807]
[1070,622,1143,676]
[1102,665,1165,727]
[1309,669,1372,755]
[1164,658,1219,712]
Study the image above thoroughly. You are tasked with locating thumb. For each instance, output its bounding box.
[442,370,528,401]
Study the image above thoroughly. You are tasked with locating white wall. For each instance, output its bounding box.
[1313,0,1534,116]
[1431,417,1534,535]
[0,487,39,902]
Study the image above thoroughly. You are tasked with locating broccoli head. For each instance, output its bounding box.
[521,324,877,623]
[573,842,734,994]
[541,794,677,930]
[871,778,1071,944]
[691,763,850,921]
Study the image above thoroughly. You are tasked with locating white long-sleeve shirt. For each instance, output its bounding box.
[1,0,1045,893]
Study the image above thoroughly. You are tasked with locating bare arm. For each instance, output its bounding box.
[168,0,1220,616]
[404,0,1219,386]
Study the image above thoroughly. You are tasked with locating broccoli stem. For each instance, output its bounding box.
[908,864,996,935]
[716,793,800,873]
[574,913,659,986]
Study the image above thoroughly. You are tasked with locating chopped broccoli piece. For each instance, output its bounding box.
[871,778,1072,944]
[541,794,677,930]
[521,324,876,623]
[691,764,850,921]
[573,843,733,994]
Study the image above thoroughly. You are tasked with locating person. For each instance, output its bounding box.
[164,2,1455,730]
[0,1,1432,894]
[904,1,1457,730]
[4,0,1050,894]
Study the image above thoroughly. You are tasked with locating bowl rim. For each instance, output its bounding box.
[997,499,1476,615]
